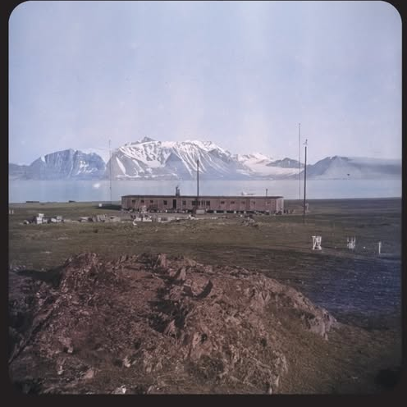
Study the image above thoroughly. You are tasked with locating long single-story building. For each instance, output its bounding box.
[121,193,284,214]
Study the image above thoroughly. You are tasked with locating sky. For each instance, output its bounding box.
[9,1,401,165]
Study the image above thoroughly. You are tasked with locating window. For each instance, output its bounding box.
[266,201,270,205]
[206,201,210,206]
[241,201,245,204]
[231,201,235,204]
[131,199,135,203]
[141,200,144,203]
[192,200,198,205]
[150,200,154,203]
[221,201,225,204]
[182,200,186,205]
[163,200,167,205]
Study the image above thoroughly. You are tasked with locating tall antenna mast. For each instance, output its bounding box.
[196,158,200,209]
[303,139,308,222]
[298,123,301,200]
[109,139,112,204]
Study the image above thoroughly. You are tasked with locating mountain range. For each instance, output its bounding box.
[301,156,401,180]
[9,149,106,180]
[9,138,401,181]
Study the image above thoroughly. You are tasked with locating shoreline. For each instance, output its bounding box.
[8,196,403,205]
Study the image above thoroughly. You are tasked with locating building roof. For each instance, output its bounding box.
[122,195,283,199]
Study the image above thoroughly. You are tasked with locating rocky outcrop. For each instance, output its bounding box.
[9,253,337,394]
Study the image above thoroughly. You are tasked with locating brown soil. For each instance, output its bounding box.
[9,252,343,394]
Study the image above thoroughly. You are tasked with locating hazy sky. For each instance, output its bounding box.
[9,1,401,165]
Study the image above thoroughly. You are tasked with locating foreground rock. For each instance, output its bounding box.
[9,253,337,394]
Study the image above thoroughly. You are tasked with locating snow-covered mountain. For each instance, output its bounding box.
[267,157,303,169]
[234,153,303,179]
[9,163,30,180]
[106,137,253,180]
[9,140,401,181]
[82,147,111,163]
[299,156,401,180]
[9,149,106,180]
[234,153,303,178]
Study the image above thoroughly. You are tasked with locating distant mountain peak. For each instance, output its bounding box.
[267,157,303,169]
[298,155,401,180]
[9,149,106,180]
[140,136,156,143]
[108,138,251,180]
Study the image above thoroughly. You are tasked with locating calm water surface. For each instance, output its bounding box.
[8,179,401,203]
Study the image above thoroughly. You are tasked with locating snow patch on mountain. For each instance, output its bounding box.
[115,157,127,175]
[234,153,300,178]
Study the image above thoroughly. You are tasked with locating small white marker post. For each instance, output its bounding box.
[378,241,382,255]
[312,236,322,250]
[347,237,356,250]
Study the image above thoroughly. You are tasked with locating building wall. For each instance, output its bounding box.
[122,195,284,213]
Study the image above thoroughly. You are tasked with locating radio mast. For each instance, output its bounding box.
[298,123,301,200]
[109,139,112,204]
[303,139,308,222]
[196,158,200,209]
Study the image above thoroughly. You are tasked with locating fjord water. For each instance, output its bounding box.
[8,179,402,203]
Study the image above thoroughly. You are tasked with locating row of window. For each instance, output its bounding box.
[130,199,275,206]
[191,200,211,206]
[132,199,208,206]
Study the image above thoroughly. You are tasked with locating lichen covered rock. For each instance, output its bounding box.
[9,253,337,394]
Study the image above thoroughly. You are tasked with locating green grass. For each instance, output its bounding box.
[9,199,401,271]
[8,198,402,394]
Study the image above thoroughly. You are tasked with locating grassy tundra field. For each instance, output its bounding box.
[8,198,402,393]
